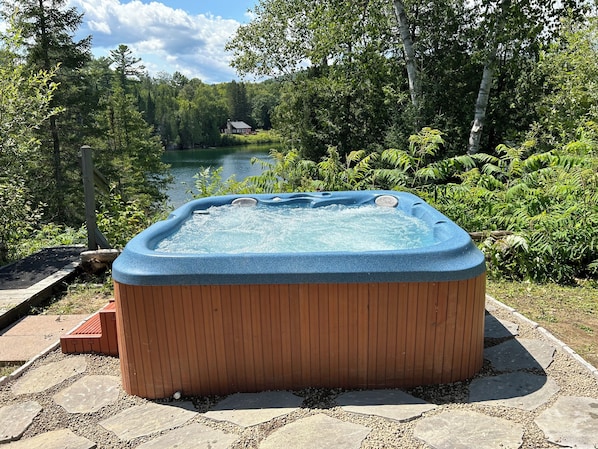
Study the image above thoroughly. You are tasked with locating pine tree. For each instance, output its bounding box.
[226,81,251,124]
[93,84,171,208]
[1,0,91,220]
[109,44,145,93]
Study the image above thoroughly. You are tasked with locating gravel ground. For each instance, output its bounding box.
[1,303,597,449]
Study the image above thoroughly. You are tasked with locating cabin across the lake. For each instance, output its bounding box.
[224,119,252,135]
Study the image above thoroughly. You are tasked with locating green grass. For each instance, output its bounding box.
[32,273,113,316]
[0,363,21,378]
[487,279,597,317]
[487,279,598,367]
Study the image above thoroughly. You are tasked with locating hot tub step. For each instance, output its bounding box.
[60,301,118,356]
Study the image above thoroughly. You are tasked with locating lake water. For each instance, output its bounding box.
[163,145,273,207]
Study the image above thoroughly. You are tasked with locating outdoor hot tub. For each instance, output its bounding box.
[112,190,486,399]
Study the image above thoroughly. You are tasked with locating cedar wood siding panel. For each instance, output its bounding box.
[115,275,485,398]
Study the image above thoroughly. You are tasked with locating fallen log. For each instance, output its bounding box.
[469,230,513,241]
[81,249,121,274]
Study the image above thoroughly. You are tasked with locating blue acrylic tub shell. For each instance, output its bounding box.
[112,191,486,286]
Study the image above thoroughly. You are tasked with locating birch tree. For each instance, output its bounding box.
[227,0,590,156]
[393,0,419,109]
[467,1,506,155]
[467,0,590,154]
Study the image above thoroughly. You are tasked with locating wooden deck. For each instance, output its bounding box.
[0,249,81,331]
[115,275,486,399]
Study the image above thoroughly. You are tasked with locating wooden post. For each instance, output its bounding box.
[81,145,98,250]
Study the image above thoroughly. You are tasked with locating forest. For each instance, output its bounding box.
[0,0,280,264]
[1,0,598,284]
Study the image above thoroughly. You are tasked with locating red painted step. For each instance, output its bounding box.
[60,301,118,356]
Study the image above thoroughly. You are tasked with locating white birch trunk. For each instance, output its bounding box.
[467,48,497,155]
[393,0,419,109]
[468,0,508,155]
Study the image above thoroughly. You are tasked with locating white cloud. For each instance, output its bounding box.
[88,20,111,34]
[68,0,243,83]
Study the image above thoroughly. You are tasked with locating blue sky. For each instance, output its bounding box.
[153,0,256,22]
[67,0,258,83]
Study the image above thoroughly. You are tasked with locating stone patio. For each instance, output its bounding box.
[0,296,597,448]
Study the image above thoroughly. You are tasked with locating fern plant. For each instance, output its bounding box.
[434,131,598,283]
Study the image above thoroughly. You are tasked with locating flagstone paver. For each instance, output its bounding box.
[484,315,519,339]
[11,356,87,395]
[99,401,196,442]
[336,389,436,422]
[53,375,120,413]
[469,372,560,410]
[204,391,303,427]
[534,396,598,449]
[2,428,95,449]
[0,401,42,443]
[259,413,370,449]
[414,409,524,449]
[136,423,238,449]
[484,338,555,372]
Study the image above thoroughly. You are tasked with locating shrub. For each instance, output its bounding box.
[96,192,162,248]
[431,131,598,283]
[198,126,598,284]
